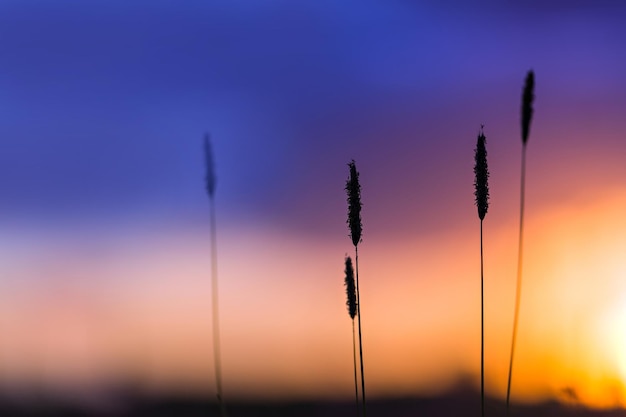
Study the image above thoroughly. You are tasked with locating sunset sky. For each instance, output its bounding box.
[2,0,626,410]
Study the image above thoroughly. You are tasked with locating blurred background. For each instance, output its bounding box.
[1,0,626,414]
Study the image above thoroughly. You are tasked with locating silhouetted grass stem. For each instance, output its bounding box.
[344,256,359,416]
[209,196,226,416]
[507,70,534,415]
[480,220,485,417]
[474,127,489,417]
[346,160,366,416]
[355,247,366,417]
[352,320,359,417]
[506,144,526,414]
[204,135,226,417]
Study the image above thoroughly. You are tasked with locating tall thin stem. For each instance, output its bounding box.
[210,195,226,417]
[355,245,366,417]
[480,219,485,417]
[474,126,489,416]
[352,319,360,417]
[506,143,527,415]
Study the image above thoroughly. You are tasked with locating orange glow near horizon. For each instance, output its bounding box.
[2,186,626,408]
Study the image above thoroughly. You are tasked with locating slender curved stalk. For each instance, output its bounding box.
[506,144,526,414]
[355,246,366,417]
[352,319,360,417]
[344,256,359,416]
[210,195,226,417]
[204,134,226,416]
[507,70,534,415]
[346,160,365,416]
[480,219,485,417]
[473,127,489,417]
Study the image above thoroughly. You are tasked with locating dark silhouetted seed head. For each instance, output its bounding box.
[474,126,489,221]
[521,70,535,145]
[345,160,362,247]
[204,133,216,198]
[344,256,357,319]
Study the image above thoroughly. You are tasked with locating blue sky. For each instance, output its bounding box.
[2,1,625,236]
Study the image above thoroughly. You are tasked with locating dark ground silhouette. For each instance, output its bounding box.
[0,384,622,417]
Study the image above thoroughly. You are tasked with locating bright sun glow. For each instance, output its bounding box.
[597,292,626,407]
[612,305,626,383]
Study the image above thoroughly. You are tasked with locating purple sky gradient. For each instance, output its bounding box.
[1,1,625,235]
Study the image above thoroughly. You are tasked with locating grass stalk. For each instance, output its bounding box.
[506,70,534,415]
[355,246,365,416]
[344,256,359,417]
[506,141,526,414]
[204,134,226,417]
[210,195,225,417]
[474,126,489,417]
[480,220,485,417]
[352,319,359,416]
[346,160,366,416]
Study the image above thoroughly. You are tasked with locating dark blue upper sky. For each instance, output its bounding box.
[2,0,626,236]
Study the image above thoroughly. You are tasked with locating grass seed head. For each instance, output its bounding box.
[474,126,490,221]
[344,256,357,319]
[521,70,535,145]
[345,160,362,247]
[203,133,217,198]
